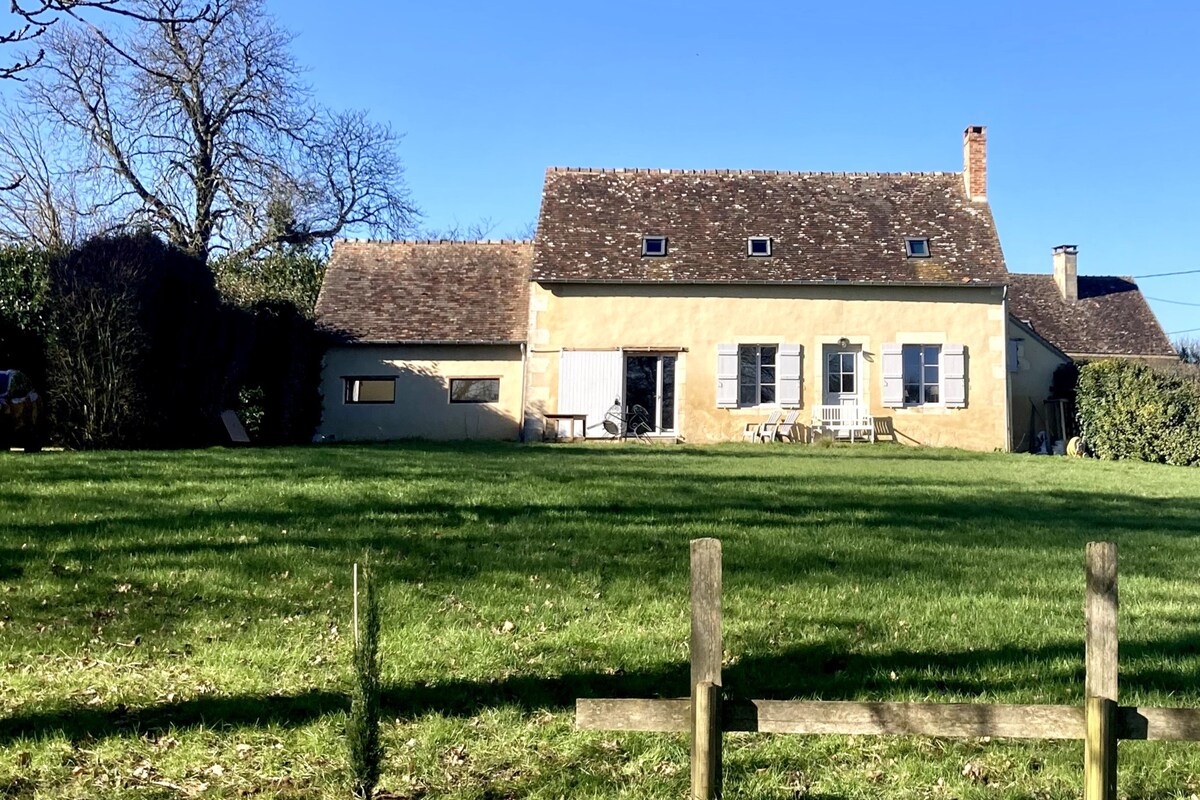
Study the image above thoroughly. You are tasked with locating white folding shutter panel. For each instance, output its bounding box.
[777,343,802,407]
[558,350,624,437]
[716,344,738,408]
[881,343,904,407]
[943,343,967,408]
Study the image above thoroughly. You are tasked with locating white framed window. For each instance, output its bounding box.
[747,236,772,257]
[344,376,396,404]
[449,377,500,404]
[905,237,931,258]
[902,345,941,404]
[738,344,777,405]
[641,235,668,256]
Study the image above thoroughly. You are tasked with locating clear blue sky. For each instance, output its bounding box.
[15,1,1200,337]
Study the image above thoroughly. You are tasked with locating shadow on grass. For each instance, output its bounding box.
[5,633,1200,745]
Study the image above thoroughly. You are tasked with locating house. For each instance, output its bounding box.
[314,126,1174,451]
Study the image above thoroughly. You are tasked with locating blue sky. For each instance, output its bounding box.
[9,1,1200,337]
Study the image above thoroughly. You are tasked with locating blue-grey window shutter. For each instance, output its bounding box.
[943,343,967,408]
[778,343,802,407]
[881,343,904,408]
[716,344,738,408]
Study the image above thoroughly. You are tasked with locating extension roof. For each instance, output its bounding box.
[1007,274,1176,359]
[315,240,532,344]
[532,168,1008,285]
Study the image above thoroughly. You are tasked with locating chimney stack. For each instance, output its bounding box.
[963,125,987,202]
[1053,245,1078,302]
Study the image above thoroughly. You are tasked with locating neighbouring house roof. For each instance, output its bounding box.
[315,240,532,344]
[1006,274,1176,359]
[532,168,1009,285]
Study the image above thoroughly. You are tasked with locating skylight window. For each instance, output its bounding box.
[748,236,772,257]
[905,238,931,258]
[642,235,667,256]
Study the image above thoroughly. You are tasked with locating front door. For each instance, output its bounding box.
[624,354,676,435]
[823,345,861,407]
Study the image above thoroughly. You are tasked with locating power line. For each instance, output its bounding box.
[1168,326,1200,335]
[1133,268,1200,278]
[1145,296,1200,307]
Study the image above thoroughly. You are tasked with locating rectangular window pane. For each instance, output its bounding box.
[902,346,921,388]
[759,384,775,404]
[346,378,395,404]
[841,353,855,373]
[925,383,939,403]
[760,346,776,365]
[739,383,757,405]
[842,374,854,394]
[924,365,939,384]
[903,383,921,404]
[828,373,840,394]
[924,346,940,366]
[759,366,776,384]
[450,378,500,403]
[660,356,675,431]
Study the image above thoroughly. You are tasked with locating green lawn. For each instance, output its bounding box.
[2,443,1200,799]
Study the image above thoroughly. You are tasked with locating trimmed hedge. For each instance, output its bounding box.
[1076,359,1200,466]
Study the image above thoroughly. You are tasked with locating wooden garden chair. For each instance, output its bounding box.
[742,410,782,442]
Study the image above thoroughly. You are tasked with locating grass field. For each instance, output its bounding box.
[2,442,1200,799]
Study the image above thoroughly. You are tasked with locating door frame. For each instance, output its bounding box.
[821,343,864,407]
[622,351,678,435]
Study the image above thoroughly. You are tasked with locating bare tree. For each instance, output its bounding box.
[15,0,415,263]
[0,101,98,248]
[1177,337,1200,366]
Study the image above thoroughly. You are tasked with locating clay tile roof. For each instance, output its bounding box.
[1007,274,1176,358]
[532,169,1008,284]
[315,240,532,344]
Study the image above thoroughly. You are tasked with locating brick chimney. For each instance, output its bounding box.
[962,125,987,202]
[1053,245,1078,302]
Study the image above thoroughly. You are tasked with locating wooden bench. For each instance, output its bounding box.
[811,404,875,443]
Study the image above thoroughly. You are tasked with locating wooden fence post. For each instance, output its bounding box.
[1085,541,1118,800]
[691,538,722,800]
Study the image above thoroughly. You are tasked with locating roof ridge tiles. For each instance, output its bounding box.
[335,238,532,246]
[545,166,955,177]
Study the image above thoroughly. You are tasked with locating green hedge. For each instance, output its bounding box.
[1076,359,1200,466]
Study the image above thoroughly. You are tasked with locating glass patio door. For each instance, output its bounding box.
[624,354,676,435]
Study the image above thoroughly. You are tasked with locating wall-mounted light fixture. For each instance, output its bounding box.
[837,337,851,349]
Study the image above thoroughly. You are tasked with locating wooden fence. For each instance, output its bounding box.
[576,539,1200,800]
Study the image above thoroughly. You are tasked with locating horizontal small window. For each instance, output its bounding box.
[748,236,772,257]
[344,377,395,404]
[642,235,667,256]
[450,377,500,404]
[905,237,931,258]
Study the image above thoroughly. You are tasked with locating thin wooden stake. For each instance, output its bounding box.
[353,562,360,649]
[1085,542,1118,800]
[691,681,721,800]
[690,538,722,799]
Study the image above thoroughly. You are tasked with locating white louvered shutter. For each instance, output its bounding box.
[881,343,904,408]
[943,344,967,408]
[559,350,624,437]
[716,344,738,408]
[777,343,802,407]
